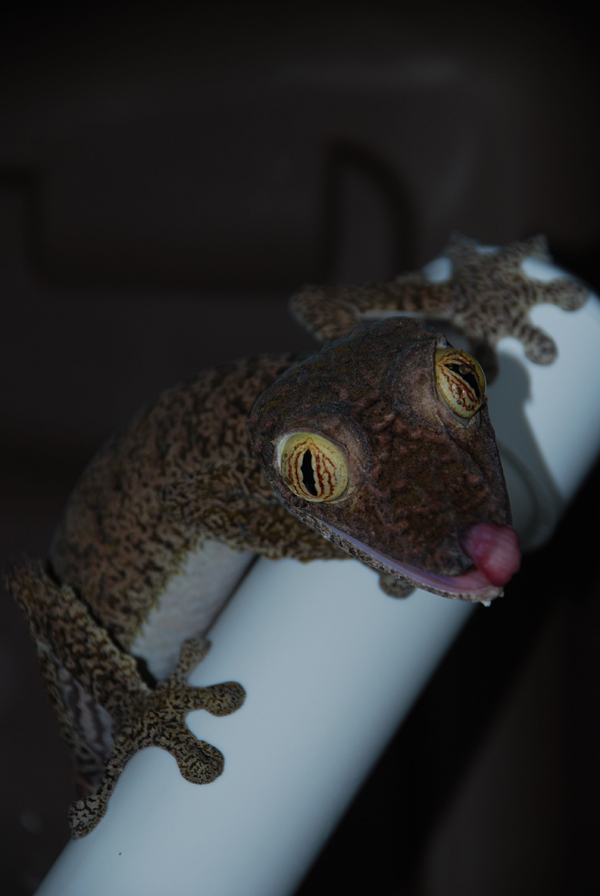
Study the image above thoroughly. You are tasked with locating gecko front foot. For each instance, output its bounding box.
[378,574,415,599]
[422,233,589,379]
[290,233,589,383]
[69,639,245,838]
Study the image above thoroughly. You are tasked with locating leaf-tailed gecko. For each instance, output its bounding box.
[6,234,587,837]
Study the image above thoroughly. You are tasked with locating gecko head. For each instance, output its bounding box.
[248,317,520,602]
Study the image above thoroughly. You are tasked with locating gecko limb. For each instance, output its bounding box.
[290,234,588,382]
[69,637,244,838]
[6,563,245,839]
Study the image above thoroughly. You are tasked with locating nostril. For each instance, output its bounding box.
[462,523,521,587]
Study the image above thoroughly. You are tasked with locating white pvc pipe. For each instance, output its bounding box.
[38,558,473,896]
[35,261,600,896]
[488,263,600,550]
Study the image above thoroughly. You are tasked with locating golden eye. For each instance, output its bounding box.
[279,433,349,502]
[434,347,486,419]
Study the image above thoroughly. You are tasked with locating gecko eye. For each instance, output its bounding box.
[278,433,349,502]
[434,348,486,419]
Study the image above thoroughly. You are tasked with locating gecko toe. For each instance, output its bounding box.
[378,573,415,599]
[520,233,551,261]
[198,681,246,716]
[520,325,557,365]
[544,277,589,311]
[69,797,103,839]
[171,732,225,784]
[170,638,212,681]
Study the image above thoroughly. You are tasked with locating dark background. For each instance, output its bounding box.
[1,3,600,893]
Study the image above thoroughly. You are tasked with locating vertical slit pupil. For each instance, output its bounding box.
[301,450,318,496]
[448,363,480,397]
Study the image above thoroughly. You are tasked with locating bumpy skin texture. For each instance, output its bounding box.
[8,356,345,837]
[50,354,341,650]
[5,236,586,837]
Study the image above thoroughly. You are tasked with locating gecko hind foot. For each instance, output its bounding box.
[68,639,246,838]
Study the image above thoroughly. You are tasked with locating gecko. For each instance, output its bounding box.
[5,234,587,838]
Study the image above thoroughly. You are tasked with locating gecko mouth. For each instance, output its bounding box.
[324,522,521,602]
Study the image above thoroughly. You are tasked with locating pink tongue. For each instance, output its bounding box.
[462,523,521,587]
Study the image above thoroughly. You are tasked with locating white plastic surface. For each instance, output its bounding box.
[36,257,600,896]
[38,558,472,896]
[489,296,600,548]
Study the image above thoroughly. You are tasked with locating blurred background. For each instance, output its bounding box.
[1,2,600,893]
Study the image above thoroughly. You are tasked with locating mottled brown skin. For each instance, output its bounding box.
[8,356,346,837]
[291,234,588,382]
[9,564,245,838]
[249,318,509,596]
[5,235,587,838]
[50,354,342,651]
